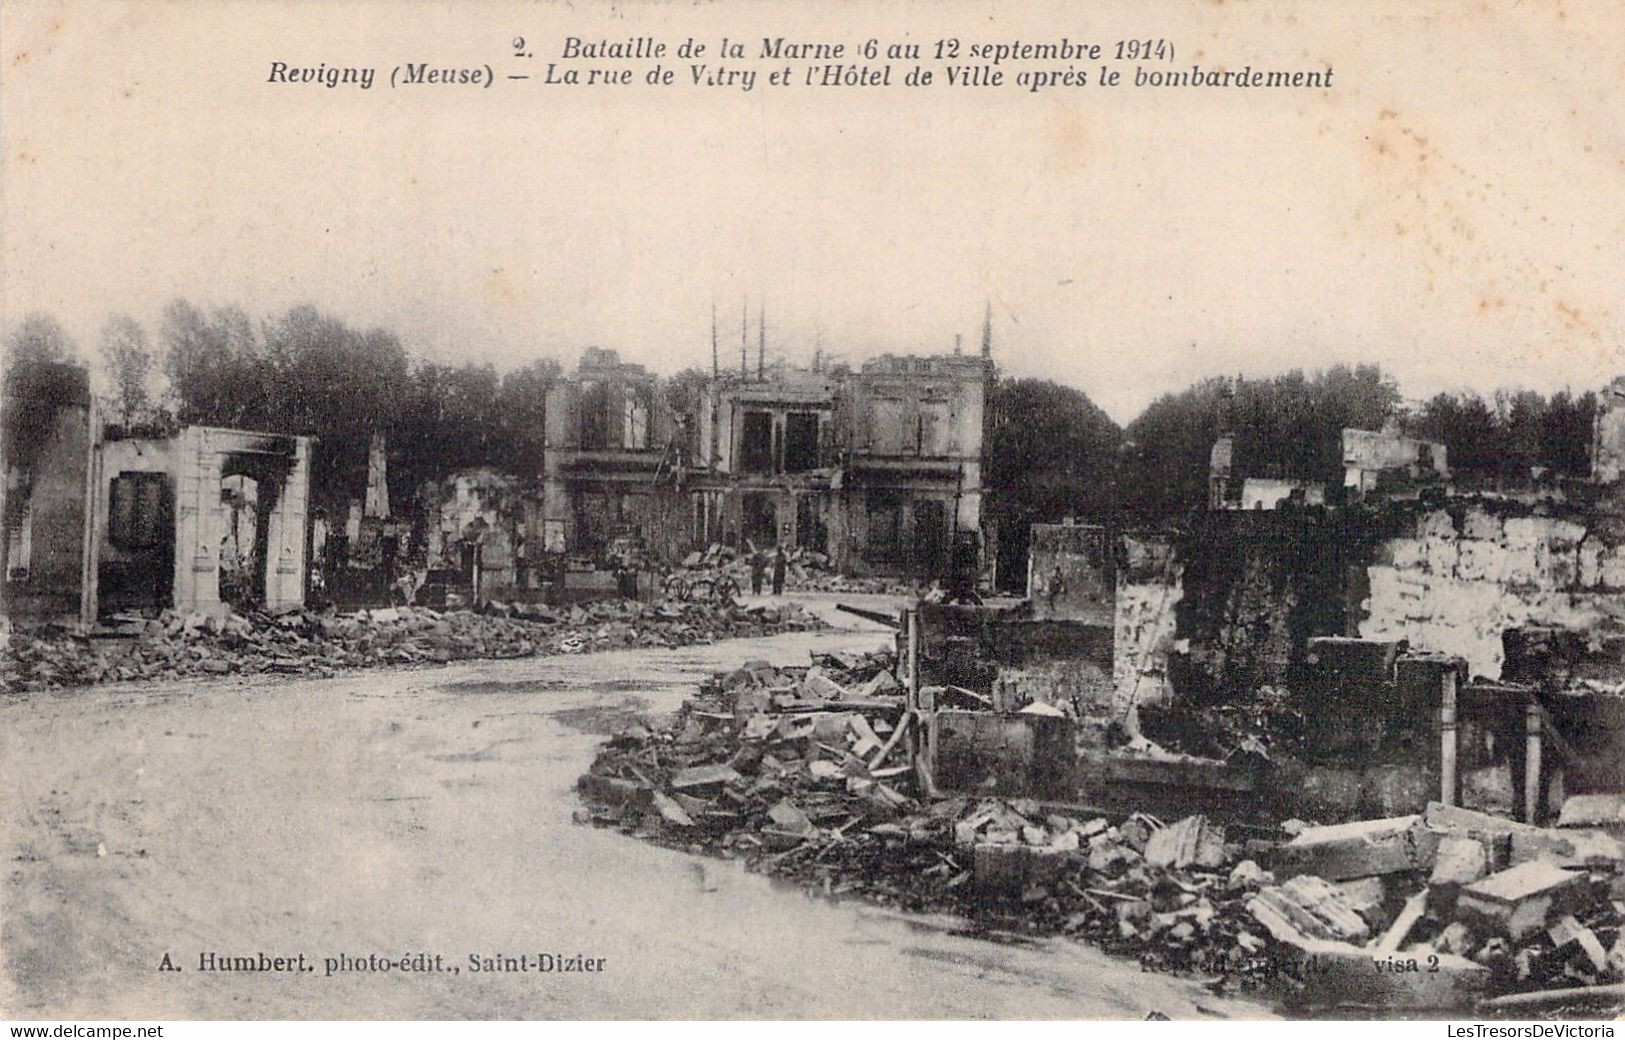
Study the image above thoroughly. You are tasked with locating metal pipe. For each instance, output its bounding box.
[1439,667,1458,806]
[907,606,920,706]
[1525,700,1543,824]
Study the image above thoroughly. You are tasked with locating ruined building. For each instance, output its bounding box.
[1342,419,1449,500]
[1108,383,1625,823]
[93,426,312,618]
[542,347,689,563]
[695,364,841,557]
[829,354,988,577]
[538,346,992,579]
[2,359,313,626]
[3,362,93,624]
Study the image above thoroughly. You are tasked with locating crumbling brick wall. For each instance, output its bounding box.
[1113,534,1182,711]
[1360,502,1625,679]
[1167,511,1380,704]
[915,603,1112,706]
[1,364,91,623]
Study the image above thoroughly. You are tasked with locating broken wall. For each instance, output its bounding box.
[1169,511,1379,704]
[915,602,1113,711]
[1,362,92,623]
[414,469,543,601]
[168,427,311,615]
[1027,523,1113,623]
[1591,377,1625,483]
[1360,502,1625,679]
[1113,533,1183,712]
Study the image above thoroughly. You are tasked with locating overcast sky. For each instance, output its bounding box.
[3,0,1621,424]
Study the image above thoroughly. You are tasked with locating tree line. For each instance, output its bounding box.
[2,302,559,503]
[3,307,1605,537]
[985,362,1599,584]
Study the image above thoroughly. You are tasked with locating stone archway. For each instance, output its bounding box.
[171,427,311,615]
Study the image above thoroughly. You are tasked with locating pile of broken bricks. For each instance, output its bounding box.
[576,649,917,838]
[578,651,1625,1014]
[1255,798,1625,1013]
[577,665,1298,993]
[1,598,828,692]
[672,543,917,597]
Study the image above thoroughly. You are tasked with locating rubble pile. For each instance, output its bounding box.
[1,599,827,692]
[674,544,916,596]
[578,658,1625,1013]
[1253,804,1625,1011]
[578,657,1282,986]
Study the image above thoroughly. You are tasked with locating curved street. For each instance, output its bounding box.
[1,595,1271,1020]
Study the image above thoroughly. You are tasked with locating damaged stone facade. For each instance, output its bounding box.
[2,361,94,624]
[542,348,991,580]
[1343,421,1449,500]
[543,348,692,565]
[832,354,988,578]
[1,362,314,628]
[696,365,840,560]
[90,426,312,618]
[1100,401,1625,823]
[1361,502,1625,679]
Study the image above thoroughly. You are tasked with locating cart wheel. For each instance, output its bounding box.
[663,575,689,601]
[714,576,740,603]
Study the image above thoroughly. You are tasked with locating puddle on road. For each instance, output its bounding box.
[548,697,653,735]
[437,678,573,694]
[437,677,686,696]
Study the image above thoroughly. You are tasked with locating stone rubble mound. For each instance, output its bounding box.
[2,598,828,692]
[578,654,1625,1014]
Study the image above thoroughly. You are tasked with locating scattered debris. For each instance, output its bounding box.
[576,654,1625,1014]
[1,599,828,692]
[671,544,916,597]
[1273,814,1438,881]
[1455,861,1592,941]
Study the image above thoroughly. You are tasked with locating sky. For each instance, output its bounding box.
[2,0,1622,424]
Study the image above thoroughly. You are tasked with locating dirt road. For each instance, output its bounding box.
[1,596,1271,1020]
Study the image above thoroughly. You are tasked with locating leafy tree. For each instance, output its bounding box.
[1410,391,1506,475]
[3,314,84,472]
[1120,376,1227,519]
[3,312,79,372]
[1542,390,1596,478]
[160,299,260,426]
[389,361,510,493]
[498,357,561,473]
[97,314,156,426]
[1119,364,1400,518]
[986,377,1123,587]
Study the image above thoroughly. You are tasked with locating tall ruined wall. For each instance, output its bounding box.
[2,400,91,621]
[1166,512,1377,704]
[1360,501,1625,679]
[1113,503,1624,698]
[1113,534,1182,710]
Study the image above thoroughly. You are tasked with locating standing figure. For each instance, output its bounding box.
[771,546,787,596]
[750,550,766,595]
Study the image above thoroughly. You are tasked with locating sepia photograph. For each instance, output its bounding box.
[1,0,1623,1029]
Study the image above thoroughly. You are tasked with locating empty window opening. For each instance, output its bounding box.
[784,412,820,473]
[623,387,650,450]
[742,493,776,549]
[866,493,902,562]
[740,411,773,473]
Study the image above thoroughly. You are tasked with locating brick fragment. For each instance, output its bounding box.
[1275,814,1437,881]
[1455,860,1591,941]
